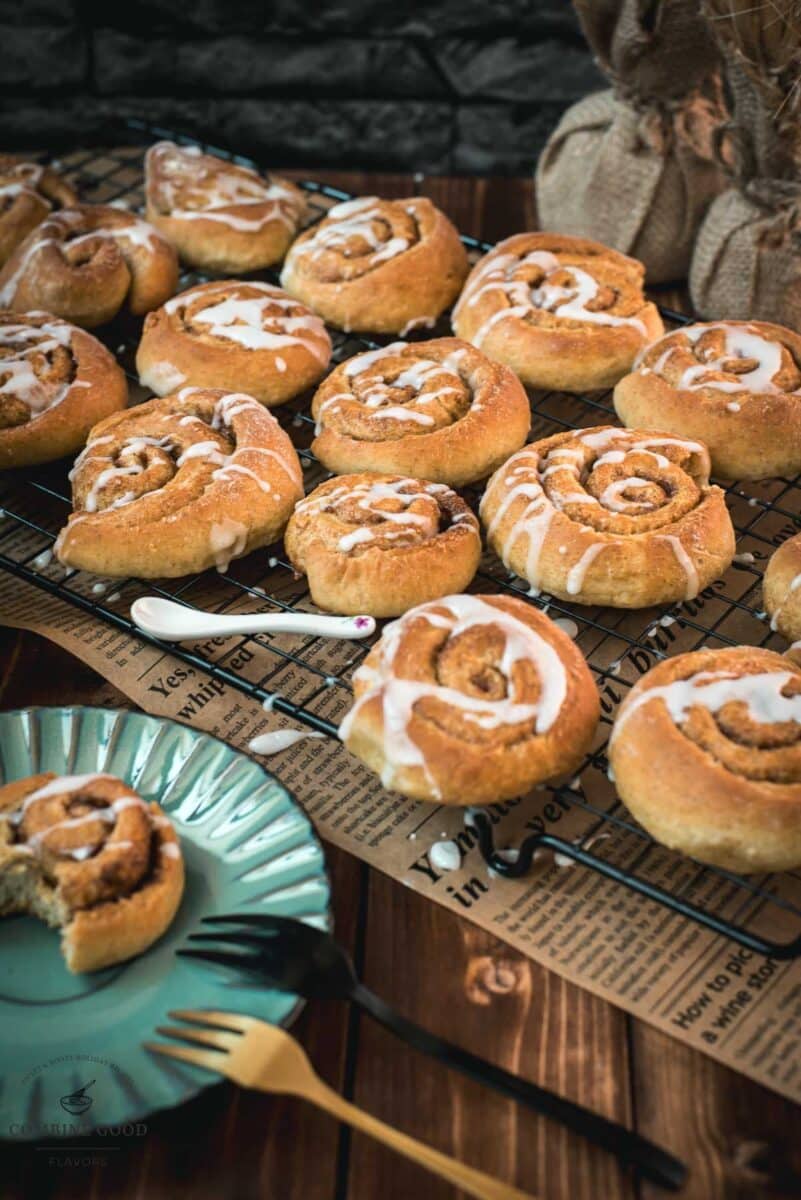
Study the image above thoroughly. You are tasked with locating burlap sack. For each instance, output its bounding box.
[690,26,801,326]
[536,0,728,283]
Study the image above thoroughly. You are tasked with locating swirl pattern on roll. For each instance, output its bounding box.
[339,593,600,805]
[0,156,77,266]
[609,647,801,873]
[452,233,663,391]
[145,141,306,272]
[137,279,332,406]
[55,387,303,578]
[311,337,530,487]
[285,473,481,616]
[280,196,469,334]
[0,203,179,328]
[480,425,735,607]
[615,320,801,480]
[0,771,184,971]
[0,309,127,468]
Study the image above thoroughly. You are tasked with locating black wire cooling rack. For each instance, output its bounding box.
[2,121,801,961]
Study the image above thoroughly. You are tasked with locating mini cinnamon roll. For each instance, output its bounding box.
[452,232,663,391]
[480,426,735,607]
[137,280,332,407]
[340,593,600,805]
[0,156,77,267]
[285,474,481,617]
[0,204,179,328]
[615,320,801,480]
[610,647,801,873]
[0,771,184,972]
[311,337,530,487]
[145,140,307,273]
[0,310,127,468]
[280,195,469,333]
[55,388,303,578]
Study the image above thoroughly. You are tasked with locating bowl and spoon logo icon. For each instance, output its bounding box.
[59,1079,95,1116]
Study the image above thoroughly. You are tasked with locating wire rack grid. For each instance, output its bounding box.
[2,122,801,961]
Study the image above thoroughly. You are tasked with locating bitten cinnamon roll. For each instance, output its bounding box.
[452,233,663,392]
[609,647,801,873]
[137,280,332,407]
[311,338,530,487]
[0,310,127,469]
[0,156,77,267]
[0,772,184,972]
[615,321,801,480]
[0,204,179,328]
[55,388,303,578]
[145,140,307,273]
[480,426,735,607]
[285,474,481,617]
[340,594,599,805]
[764,535,801,647]
[280,195,469,334]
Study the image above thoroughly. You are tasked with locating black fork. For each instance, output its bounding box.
[178,913,686,1191]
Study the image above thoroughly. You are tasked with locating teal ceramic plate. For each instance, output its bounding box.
[0,706,330,1141]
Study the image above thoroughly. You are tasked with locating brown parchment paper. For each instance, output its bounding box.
[1,525,801,1106]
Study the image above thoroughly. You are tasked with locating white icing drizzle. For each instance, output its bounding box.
[284,196,412,270]
[248,729,326,756]
[657,535,700,600]
[0,316,76,417]
[147,141,299,231]
[209,518,249,572]
[641,322,798,395]
[612,669,801,746]
[4,772,152,861]
[429,840,462,872]
[339,594,568,798]
[566,545,605,595]
[165,282,330,364]
[454,246,647,348]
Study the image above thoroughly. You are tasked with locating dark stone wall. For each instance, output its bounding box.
[0,0,603,174]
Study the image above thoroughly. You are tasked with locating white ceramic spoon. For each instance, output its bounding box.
[130,596,376,642]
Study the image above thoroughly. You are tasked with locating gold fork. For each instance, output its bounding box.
[148,1010,537,1200]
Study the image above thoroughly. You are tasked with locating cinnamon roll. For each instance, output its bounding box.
[0,156,77,267]
[55,388,303,578]
[0,771,184,972]
[136,280,332,407]
[763,535,801,646]
[0,310,127,469]
[285,474,481,617]
[480,426,735,608]
[311,338,530,487]
[452,233,663,392]
[145,140,307,273]
[615,321,801,480]
[340,593,599,806]
[280,195,469,334]
[0,204,179,328]
[609,647,801,873]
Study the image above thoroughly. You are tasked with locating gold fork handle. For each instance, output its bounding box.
[305,1078,537,1200]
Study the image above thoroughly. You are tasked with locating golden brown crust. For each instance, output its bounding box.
[480,425,735,607]
[136,279,332,408]
[614,320,801,481]
[0,772,184,973]
[145,140,307,273]
[609,647,801,873]
[55,388,303,578]
[0,204,179,328]
[452,232,663,391]
[0,309,128,468]
[285,474,481,617]
[280,195,469,333]
[764,535,801,645]
[311,337,530,487]
[340,593,600,806]
[0,156,78,267]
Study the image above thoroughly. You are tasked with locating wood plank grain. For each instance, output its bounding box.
[346,869,635,1200]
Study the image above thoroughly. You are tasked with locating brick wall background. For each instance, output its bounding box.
[1,0,603,174]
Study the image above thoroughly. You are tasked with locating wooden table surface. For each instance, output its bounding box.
[3,168,801,1200]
